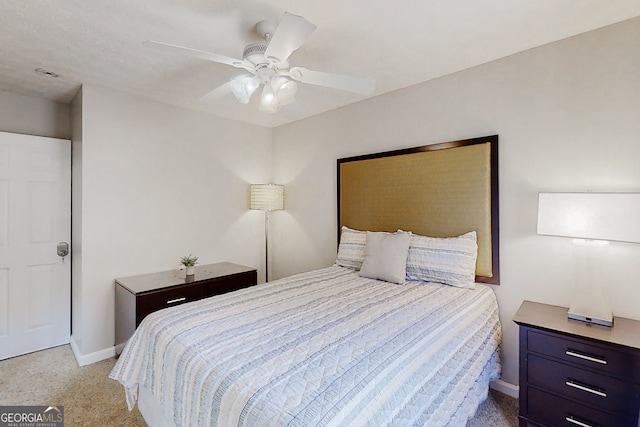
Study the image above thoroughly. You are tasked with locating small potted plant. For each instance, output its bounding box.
[180,254,198,278]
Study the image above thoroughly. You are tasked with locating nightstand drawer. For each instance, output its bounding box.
[528,329,640,381]
[528,354,640,417]
[137,284,204,322]
[527,387,636,427]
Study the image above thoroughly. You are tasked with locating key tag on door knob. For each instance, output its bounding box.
[57,242,69,258]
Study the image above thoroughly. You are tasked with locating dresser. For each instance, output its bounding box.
[513,300,640,427]
[115,262,257,354]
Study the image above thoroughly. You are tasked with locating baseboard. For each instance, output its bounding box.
[490,379,519,399]
[69,335,115,366]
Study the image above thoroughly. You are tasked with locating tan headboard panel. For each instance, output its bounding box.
[337,135,499,284]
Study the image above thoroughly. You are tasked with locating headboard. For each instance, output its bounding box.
[337,135,499,285]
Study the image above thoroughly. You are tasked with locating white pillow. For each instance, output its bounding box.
[359,231,411,284]
[406,231,478,289]
[335,226,367,270]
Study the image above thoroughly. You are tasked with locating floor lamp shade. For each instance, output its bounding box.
[250,184,284,211]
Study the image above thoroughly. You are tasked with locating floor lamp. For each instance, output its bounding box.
[250,184,284,282]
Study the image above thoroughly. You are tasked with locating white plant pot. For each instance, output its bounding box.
[185,265,195,276]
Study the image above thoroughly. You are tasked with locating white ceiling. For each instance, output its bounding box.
[1,1,639,128]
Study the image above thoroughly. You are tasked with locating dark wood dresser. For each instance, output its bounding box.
[514,300,640,427]
[115,262,257,354]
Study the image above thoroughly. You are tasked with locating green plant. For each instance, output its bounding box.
[179,254,199,267]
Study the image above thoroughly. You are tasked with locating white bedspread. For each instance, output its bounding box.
[110,266,501,427]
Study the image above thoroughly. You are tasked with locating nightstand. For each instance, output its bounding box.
[115,262,257,355]
[514,300,640,427]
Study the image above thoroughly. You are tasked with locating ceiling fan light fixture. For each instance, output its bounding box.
[272,77,297,105]
[230,74,259,104]
[259,84,280,113]
[145,12,375,115]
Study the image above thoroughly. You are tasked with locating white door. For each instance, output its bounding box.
[0,131,71,360]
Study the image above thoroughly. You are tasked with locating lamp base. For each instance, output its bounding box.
[568,303,613,327]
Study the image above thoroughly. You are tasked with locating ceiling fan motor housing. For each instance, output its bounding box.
[243,42,268,65]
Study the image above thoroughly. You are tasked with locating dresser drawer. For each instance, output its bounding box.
[137,284,204,323]
[527,329,640,381]
[528,354,640,417]
[527,387,636,427]
[205,271,257,297]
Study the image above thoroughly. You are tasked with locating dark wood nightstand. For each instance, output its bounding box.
[115,262,257,354]
[513,300,640,427]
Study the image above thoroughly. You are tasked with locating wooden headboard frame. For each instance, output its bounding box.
[337,135,499,285]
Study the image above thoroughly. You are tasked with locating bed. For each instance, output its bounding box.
[110,135,501,427]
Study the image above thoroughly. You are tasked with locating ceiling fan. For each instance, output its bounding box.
[144,12,375,113]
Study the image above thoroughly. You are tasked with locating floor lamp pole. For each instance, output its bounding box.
[264,210,270,282]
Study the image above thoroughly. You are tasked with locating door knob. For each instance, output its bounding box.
[57,242,69,257]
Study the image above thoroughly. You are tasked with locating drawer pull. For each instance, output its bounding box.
[565,380,607,398]
[565,415,599,427]
[166,297,186,304]
[566,350,607,365]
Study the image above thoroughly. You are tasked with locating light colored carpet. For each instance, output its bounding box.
[0,345,518,426]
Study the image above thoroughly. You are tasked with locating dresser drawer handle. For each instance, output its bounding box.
[566,350,607,365]
[565,415,598,427]
[566,380,607,398]
[166,297,186,304]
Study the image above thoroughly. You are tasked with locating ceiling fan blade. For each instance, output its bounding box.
[288,67,375,95]
[144,40,249,70]
[264,13,316,64]
[193,82,232,105]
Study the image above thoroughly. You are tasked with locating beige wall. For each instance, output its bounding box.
[271,17,640,389]
[69,85,273,362]
[70,88,84,354]
[0,90,70,139]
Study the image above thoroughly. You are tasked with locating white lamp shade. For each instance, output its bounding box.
[258,84,280,113]
[230,74,259,104]
[272,77,297,105]
[250,184,284,211]
[537,192,640,243]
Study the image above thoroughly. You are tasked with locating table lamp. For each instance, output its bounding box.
[537,192,640,326]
